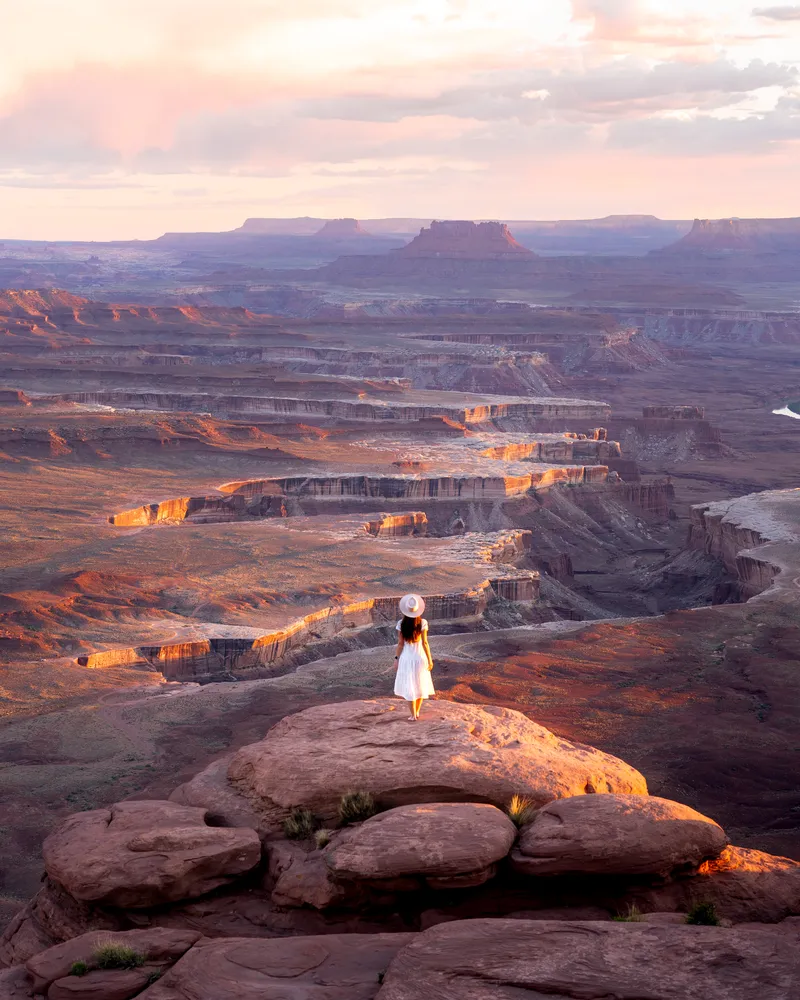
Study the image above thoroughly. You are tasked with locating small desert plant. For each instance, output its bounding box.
[93,942,146,970]
[506,794,536,828]
[338,790,377,825]
[146,971,163,985]
[613,904,644,922]
[685,901,721,926]
[314,828,332,849]
[69,961,89,977]
[283,807,319,840]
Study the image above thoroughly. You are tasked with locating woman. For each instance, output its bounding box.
[393,593,434,720]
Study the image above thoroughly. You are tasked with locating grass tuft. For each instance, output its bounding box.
[93,942,146,970]
[69,961,89,977]
[506,794,537,828]
[685,901,721,926]
[613,904,644,922]
[314,828,332,850]
[283,807,319,840]
[338,791,378,826]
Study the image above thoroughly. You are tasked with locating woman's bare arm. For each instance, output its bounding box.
[422,633,433,669]
[394,634,405,666]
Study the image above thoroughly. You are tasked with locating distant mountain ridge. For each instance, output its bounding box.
[657,217,800,254]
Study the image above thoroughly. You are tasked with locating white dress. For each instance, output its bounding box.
[394,619,435,701]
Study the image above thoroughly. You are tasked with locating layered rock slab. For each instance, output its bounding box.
[43,801,261,908]
[327,803,516,888]
[376,918,800,1000]
[222,699,647,833]
[26,928,200,995]
[512,794,728,876]
[137,933,415,1000]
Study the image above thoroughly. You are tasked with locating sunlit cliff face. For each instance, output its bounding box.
[1,0,799,238]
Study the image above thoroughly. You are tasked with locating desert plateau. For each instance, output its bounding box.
[3,2,800,996]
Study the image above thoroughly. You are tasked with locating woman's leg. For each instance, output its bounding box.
[407,701,416,720]
[413,697,423,719]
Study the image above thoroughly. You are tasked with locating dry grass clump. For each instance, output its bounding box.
[338,791,377,825]
[506,794,537,828]
[283,807,319,840]
[685,901,720,926]
[314,828,332,849]
[93,941,146,970]
[69,961,88,977]
[613,904,644,922]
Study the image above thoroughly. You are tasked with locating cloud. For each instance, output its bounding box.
[753,6,800,19]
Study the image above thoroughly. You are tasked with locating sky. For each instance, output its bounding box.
[1,0,799,239]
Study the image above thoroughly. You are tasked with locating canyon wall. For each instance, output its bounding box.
[76,567,540,682]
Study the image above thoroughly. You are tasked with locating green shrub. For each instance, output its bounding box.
[69,961,89,977]
[146,971,162,985]
[338,791,377,826]
[612,904,644,922]
[93,942,146,970]
[283,807,319,840]
[314,828,332,849]
[506,794,536,828]
[685,901,720,926]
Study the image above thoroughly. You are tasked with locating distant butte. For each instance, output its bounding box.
[394,220,535,259]
[658,216,800,254]
[315,218,371,237]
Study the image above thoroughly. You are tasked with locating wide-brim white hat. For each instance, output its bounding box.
[399,593,425,617]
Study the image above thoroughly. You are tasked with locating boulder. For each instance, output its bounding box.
[327,803,516,888]
[169,755,261,830]
[26,928,200,994]
[137,933,415,999]
[223,700,647,833]
[43,800,261,908]
[48,969,156,1000]
[376,918,800,1000]
[268,840,356,910]
[512,794,728,876]
[635,845,800,923]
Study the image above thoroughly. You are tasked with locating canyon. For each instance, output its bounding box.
[1,213,800,997]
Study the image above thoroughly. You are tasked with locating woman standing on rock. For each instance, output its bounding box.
[394,593,435,720]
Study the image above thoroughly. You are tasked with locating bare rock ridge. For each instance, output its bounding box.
[659,216,800,254]
[394,220,535,259]
[3,698,800,999]
[314,218,371,237]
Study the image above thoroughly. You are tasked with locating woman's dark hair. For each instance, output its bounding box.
[400,615,423,641]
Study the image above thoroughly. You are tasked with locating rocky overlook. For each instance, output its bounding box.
[2,698,799,999]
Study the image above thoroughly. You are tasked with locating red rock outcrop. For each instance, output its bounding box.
[326,803,516,888]
[511,794,728,876]
[42,801,260,908]
[395,221,534,259]
[139,933,415,1000]
[220,700,647,835]
[377,919,800,1000]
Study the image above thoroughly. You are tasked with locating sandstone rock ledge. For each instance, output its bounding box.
[377,918,800,1000]
[2,698,800,998]
[180,699,648,834]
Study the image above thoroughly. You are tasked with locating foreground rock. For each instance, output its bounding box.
[138,933,415,1000]
[327,803,516,889]
[214,700,647,833]
[376,918,800,1000]
[513,794,728,876]
[27,928,200,997]
[43,801,261,908]
[638,845,800,924]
